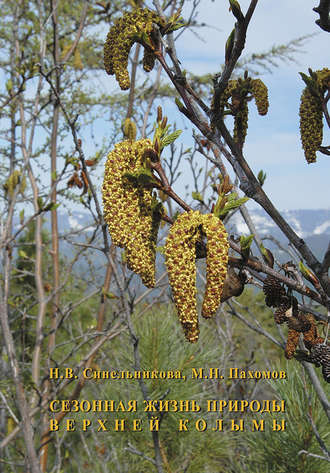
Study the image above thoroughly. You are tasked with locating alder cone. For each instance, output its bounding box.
[302,314,324,349]
[310,344,330,383]
[263,275,286,308]
[220,267,245,303]
[274,301,291,324]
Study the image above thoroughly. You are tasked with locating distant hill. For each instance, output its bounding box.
[31,207,329,282]
[228,208,330,261]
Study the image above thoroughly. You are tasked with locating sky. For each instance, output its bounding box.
[143,0,330,210]
[5,1,327,214]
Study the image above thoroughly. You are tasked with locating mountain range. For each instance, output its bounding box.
[58,207,330,262]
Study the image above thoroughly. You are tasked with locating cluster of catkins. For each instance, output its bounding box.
[104,8,165,90]
[212,78,269,147]
[263,275,329,382]
[102,138,163,288]
[103,151,229,341]
[299,68,330,163]
[165,211,229,342]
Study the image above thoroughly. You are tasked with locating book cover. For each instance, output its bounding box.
[0,1,329,472]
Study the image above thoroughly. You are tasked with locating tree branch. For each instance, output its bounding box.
[313,0,330,32]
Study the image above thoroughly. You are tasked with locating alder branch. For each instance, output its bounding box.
[228,299,283,349]
[61,1,89,63]
[212,0,259,107]
[125,443,157,466]
[301,359,330,422]
[313,0,330,32]
[0,316,126,451]
[150,1,330,303]
[306,409,330,458]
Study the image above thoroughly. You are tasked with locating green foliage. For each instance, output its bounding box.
[213,190,249,219]
[240,234,254,259]
[191,190,204,203]
[53,307,246,473]
[235,364,330,473]
[257,169,267,186]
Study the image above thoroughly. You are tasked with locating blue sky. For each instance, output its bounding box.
[68,1,329,212]
[24,1,326,213]
[166,0,330,210]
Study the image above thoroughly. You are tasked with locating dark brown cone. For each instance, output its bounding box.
[274,300,291,324]
[263,275,286,308]
[310,344,330,383]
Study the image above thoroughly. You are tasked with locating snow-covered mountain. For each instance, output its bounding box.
[59,208,330,239]
[230,208,330,240]
[229,208,330,260]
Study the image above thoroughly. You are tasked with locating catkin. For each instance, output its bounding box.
[285,329,300,359]
[165,211,201,342]
[299,87,323,163]
[212,79,269,147]
[299,68,330,163]
[104,8,165,90]
[102,139,161,288]
[251,79,269,116]
[200,213,229,318]
[165,211,229,342]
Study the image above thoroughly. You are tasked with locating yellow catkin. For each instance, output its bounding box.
[4,170,22,197]
[200,213,229,318]
[124,196,163,288]
[122,118,137,141]
[251,79,269,116]
[299,87,323,163]
[143,48,156,72]
[299,69,330,163]
[212,80,249,146]
[165,211,201,342]
[233,98,249,146]
[102,139,161,288]
[211,79,238,117]
[73,48,83,70]
[165,211,229,342]
[104,8,164,90]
